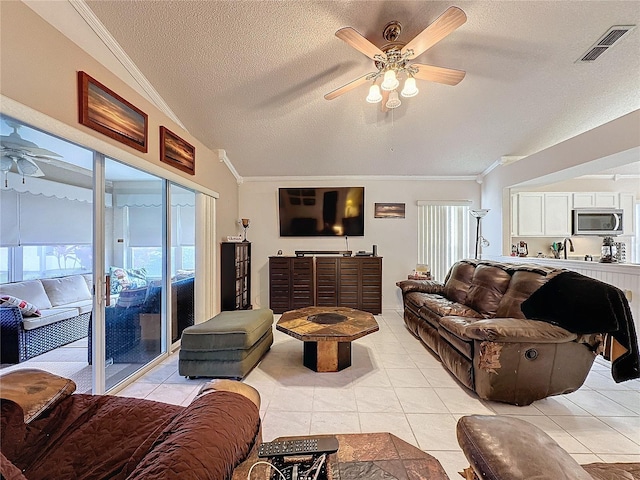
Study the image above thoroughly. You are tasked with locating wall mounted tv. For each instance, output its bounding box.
[279,187,364,237]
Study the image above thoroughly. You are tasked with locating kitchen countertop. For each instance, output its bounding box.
[491,256,640,273]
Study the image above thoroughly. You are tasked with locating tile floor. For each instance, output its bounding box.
[115,310,640,479]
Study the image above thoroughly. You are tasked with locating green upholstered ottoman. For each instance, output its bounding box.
[178,308,273,379]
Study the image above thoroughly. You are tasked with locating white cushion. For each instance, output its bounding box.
[61,299,93,314]
[22,307,79,330]
[0,280,52,309]
[41,276,92,307]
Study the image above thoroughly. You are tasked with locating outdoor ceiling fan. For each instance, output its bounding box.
[0,120,62,187]
[324,6,467,111]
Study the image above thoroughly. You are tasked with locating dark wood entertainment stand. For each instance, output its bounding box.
[268,255,382,314]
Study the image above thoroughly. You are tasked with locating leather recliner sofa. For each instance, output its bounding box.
[397,260,605,405]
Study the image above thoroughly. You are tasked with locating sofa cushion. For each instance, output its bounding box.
[437,317,475,359]
[181,309,274,351]
[418,295,483,320]
[495,270,549,319]
[22,308,79,331]
[0,280,52,310]
[466,265,512,318]
[110,266,147,294]
[41,275,92,307]
[442,316,578,343]
[443,261,476,304]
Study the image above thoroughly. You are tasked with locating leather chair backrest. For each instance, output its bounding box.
[495,270,549,319]
[465,264,511,318]
[443,262,476,304]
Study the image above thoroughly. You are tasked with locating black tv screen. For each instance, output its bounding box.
[279,187,364,237]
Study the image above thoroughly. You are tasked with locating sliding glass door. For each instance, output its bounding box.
[101,158,167,391]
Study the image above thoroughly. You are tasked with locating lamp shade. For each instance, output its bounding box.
[401,77,419,97]
[366,84,383,103]
[381,70,399,91]
[385,90,402,109]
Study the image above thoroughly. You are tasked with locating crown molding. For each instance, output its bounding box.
[577,174,640,180]
[68,0,185,129]
[218,150,243,185]
[242,175,478,183]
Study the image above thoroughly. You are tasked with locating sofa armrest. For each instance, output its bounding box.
[441,316,577,344]
[198,379,260,410]
[396,279,444,295]
[1,306,24,364]
[457,415,593,480]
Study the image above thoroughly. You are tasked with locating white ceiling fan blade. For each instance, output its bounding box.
[324,73,374,100]
[412,64,466,85]
[401,6,467,59]
[16,156,45,177]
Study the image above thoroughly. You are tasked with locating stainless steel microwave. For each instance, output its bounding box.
[572,208,623,236]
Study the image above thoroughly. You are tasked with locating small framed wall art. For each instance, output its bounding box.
[160,126,195,175]
[77,71,148,153]
[374,202,405,218]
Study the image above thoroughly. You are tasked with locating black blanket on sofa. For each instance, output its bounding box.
[521,271,640,383]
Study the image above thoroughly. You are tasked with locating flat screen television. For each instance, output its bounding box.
[279,187,364,237]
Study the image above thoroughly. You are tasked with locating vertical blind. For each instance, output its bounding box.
[417,201,471,281]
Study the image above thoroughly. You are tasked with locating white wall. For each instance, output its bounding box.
[239,178,480,310]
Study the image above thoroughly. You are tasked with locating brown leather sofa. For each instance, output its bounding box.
[0,369,261,480]
[456,415,640,480]
[397,260,603,405]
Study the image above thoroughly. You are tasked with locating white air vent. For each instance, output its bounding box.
[578,25,636,62]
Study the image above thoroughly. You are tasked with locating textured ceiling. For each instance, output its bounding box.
[84,1,640,178]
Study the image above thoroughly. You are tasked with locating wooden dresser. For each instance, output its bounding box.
[268,255,382,314]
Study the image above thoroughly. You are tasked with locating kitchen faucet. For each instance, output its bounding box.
[562,237,574,259]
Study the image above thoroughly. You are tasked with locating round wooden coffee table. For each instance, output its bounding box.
[276,306,379,372]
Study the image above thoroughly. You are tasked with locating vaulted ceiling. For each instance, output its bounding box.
[46,1,640,178]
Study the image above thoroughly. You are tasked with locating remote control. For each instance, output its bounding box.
[258,436,339,458]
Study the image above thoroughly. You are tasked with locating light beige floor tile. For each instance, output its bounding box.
[534,395,591,416]
[406,413,459,450]
[354,386,402,412]
[388,368,430,388]
[144,383,199,405]
[584,371,635,391]
[420,368,460,388]
[598,390,640,414]
[552,416,640,455]
[395,387,449,414]
[434,387,494,415]
[565,390,637,416]
[571,453,602,464]
[311,412,361,434]
[137,364,178,383]
[358,412,417,447]
[262,411,311,441]
[599,416,640,444]
[116,382,159,399]
[427,450,468,480]
[313,387,357,412]
[597,454,640,462]
[375,353,416,369]
[349,368,391,387]
[267,386,315,411]
[487,401,544,416]
[163,371,207,385]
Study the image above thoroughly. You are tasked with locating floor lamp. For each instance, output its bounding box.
[470,209,490,259]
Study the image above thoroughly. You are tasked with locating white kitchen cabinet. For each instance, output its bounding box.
[572,192,620,208]
[573,193,595,208]
[619,192,635,236]
[513,192,571,237]
[516,193,545,236]
[544,193,572,236]
[595,192,619,208]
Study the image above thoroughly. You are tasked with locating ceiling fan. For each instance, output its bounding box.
[324,6,467,111]
[0,121,62,187]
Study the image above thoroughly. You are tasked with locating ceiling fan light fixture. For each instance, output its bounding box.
[15,156,44,177]
[0,155,14,172]
[366,84,383,103]
[385,90,402,109]
[401,77,419,98]
[381,70,399,91]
